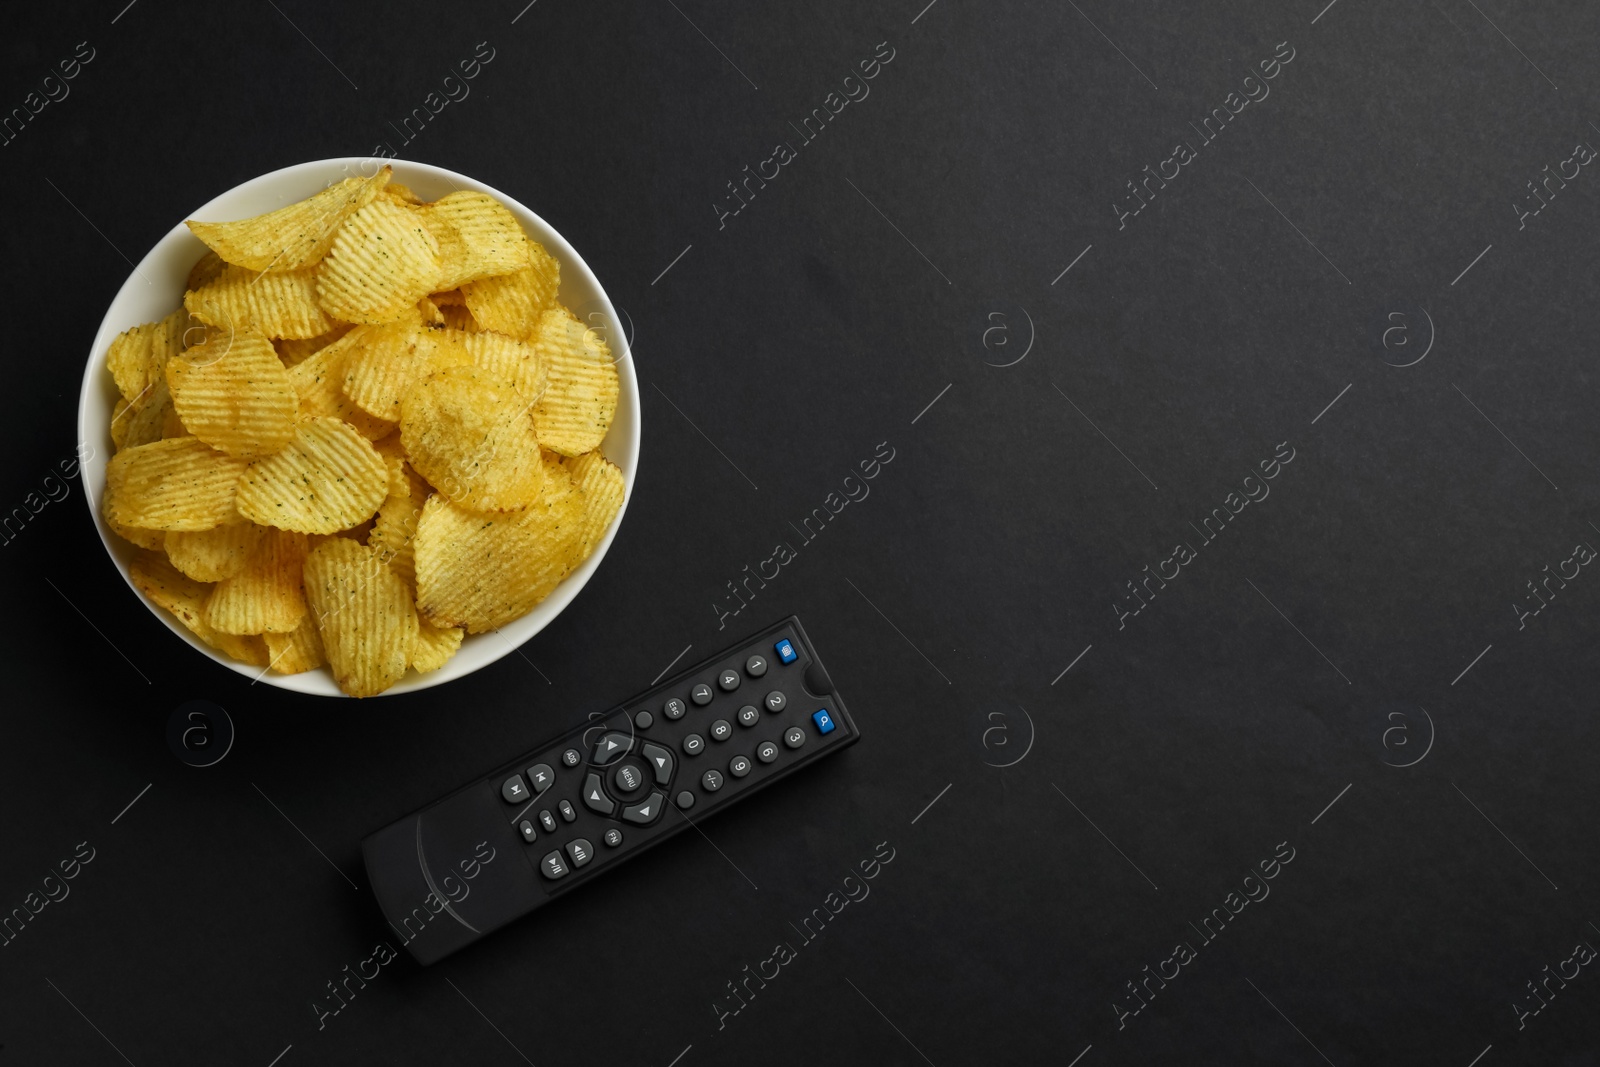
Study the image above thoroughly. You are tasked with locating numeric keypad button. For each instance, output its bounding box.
[764,690,786,713]
[784,726,806,750]
[702,769,724,792]
[729,755,752,778]
[737,705,760,727]
[745,654,768,677]
[691,683,714,706]
[757,741,779,764]
[709,719,732,742]
[682,733,705,756]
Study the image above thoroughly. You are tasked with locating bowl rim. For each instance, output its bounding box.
[76,156,640,698]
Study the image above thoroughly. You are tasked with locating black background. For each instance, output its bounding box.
[3,1,1599,1064]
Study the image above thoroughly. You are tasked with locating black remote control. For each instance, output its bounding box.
[362,616,858,964]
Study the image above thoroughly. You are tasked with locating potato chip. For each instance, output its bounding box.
[105,310,184,409]
[369,457,429,585]
[186,263,337,340]
[342,317,473,421]
[461,329,547,402]
[205,527,309,634]
[274,323,353,367]
[383,182,425,206]
[424,191,530,290]
[303,538,418,697]
[128,552,267,664]
[164,522,268,582]
[186,169,390,273]
[286,328,399,440]
[118,379,176,451]
[400,365,544,512]
[316,199,442,324]
[417,295,445,325]
[411,616,463,673]
[166,331,298,457]
[105,437,249,531]
[439,304,478,332]
[431,289,465,306]
[564,451,625,564]
[108,517,166,550]
[414,465,585,632]
[264,614,326,674]
[236,416,388,534]
[110,398,131,451]
[187,250,226,292]
[531,307,618,456]
[460,238,559,338]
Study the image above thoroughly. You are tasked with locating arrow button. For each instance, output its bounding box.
[582,773,615,815]
[622,791,666,826]
[592,732,634,765]
[640,743,675,786]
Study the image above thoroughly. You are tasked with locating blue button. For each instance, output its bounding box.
[775,638,797,664]
[812,709,835,735]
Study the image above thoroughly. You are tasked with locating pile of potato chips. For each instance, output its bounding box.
[101,167,624,696]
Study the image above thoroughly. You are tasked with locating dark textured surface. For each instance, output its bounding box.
[3,1,1600,1064]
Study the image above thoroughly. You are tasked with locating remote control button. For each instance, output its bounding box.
[737,705,760,727]
[702,769,724,792]
[709,719,732,742]
[682,733,705,756]
[566,838,594,868]
[501,775,530,804]
[562,748,581,768]
[613,762,646,794]
[518,819,537,843]
[812,709,836,735]
[582,774,615,815]
[526,764,555,794]
[784,726,806,749]
[757,741,779,764]
[593,732,633,765]
[746,654,768,677]
[539,810,557,833]
[604,828,623,848]
[729,755,752,778]
[663,697,686,720]
[622,792,665,825]
[540,851,569,880]
[677,790,696,809]
[764,690,787,713]
[718,668,740,692]
[775,638,797,664]
[635,710,653,730]
[641,742,675,785]
[691,683,714,706]
[558,800,576,823]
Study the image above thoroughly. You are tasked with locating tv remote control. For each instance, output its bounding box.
[362,616,858,964]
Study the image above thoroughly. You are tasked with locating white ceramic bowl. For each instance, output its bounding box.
[77,158,640,697]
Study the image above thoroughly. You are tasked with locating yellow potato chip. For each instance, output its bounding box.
[413,464,585,633]
[236,416,388,534]
[186,263,337,340]
[110,398,130,451]
[303,537,418,697]
[383,182,425,206]
[431,289,465,306]
[164,522,268,582]
[563,451,625,564]
[342,317,473,421]
[187,250,227,292]
[105,437,249,531]
[316,198,443,324]
[205,527,309,634]
[411,616,463,673]
[439,304,478,332]
[117,379,176,451]
[460,238,559,338]
[274,323,353,367]
[424,191,530,290]
[166,331,298,457]
[105,309,184,409]
[400,365,544,512]
[128,552,266,665]
[108,517,166,550]
[369,457,429,585]
[286,328,399,440]
[186,169,390,273]
[531,307,619,456]
[264,614,326,674]
[417,295,445,325]
[461,329,547,402]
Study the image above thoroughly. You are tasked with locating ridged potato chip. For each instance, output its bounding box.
[264,613,326,673]
[236,417,388,534]
[275,323,353,367]
[461,329,547,402]
[531,307,618,456]
[166,331,298,457]
[303,537,418,697]
[564,451,625,564]
[110,398,131,451]
[164,522,268,582]
[432,289,465,306]
[105,437,250,531]
[187,250,226,292]
[425,191,530,290]
[117,377,175,452]
[108,517,166,551]
[128,552,267,665]
[186,264,337,340]
[383,182,425,206]
[105,310,184,409]
[316,199,442,324]
[286,328,398,440]
[410,617,463,672]
[369,457,429,585]
[439,305,478,332]
[186,169,390,273]
[342,318,473,421]
[400,365,544,512]
[205,527,309,634]
[460,238,559,339]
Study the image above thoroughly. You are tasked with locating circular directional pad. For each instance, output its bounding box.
[612,760,647,795]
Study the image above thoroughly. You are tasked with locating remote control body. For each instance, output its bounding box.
[362,616,858,964]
